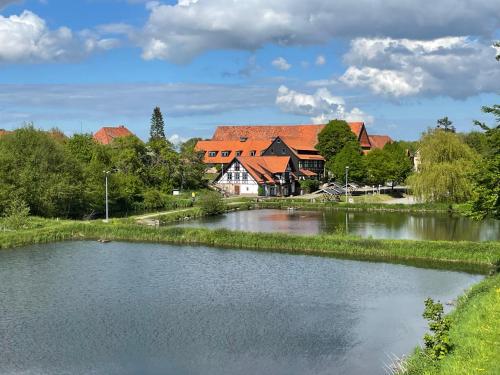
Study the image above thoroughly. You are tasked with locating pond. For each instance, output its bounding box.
[0,241,482,375]
[174,209,500,241]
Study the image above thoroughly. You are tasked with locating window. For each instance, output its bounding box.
[221,151,230,157]
[234,173,240,180]
[242,172,248,180]
[227,172,232,180]
[234,163,240,171]
[276,138,281,143]
[209,151,217,157]
[281,148,286,154]
[250,150,256,156]
[236,151,242,156]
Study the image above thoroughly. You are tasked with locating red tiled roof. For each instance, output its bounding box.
[369,135,393,149]
[299,169,317,177]
[93,125,134,145]
[0,129,12,137]
[237,156,290,184]
[195,139,270,164]
[212,122,367,149]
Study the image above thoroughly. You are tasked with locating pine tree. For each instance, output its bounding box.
[436,117,455,133]
[149,106,166,141]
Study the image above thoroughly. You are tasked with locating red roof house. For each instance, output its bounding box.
[93,125,134,145]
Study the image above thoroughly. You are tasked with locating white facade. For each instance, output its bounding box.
[216,161,259,195]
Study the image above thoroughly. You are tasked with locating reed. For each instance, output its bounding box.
[2,221,498,274]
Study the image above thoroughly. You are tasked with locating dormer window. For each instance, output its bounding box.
[221,151,230,157]
[236,151,242,156]
[240,137,248,142]
[209,151,217,157]
[250,150,256,156]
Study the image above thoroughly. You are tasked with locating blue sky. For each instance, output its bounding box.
[0,0,499,143]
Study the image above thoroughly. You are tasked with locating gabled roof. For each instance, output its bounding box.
[195,139,270,164]
[93,125,134,145]
[236,156,291,184]
[212,122,367,150]
[369,135,393,149]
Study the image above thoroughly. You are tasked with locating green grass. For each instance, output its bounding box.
[256,199,455,212]
[1,220,499,274]
[401,274,500,375]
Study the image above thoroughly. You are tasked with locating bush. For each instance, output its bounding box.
[258,185,265,196]
[422,298,452,360]
[300,179,321,194]
[199,191,226,216]
[1,197,31,230]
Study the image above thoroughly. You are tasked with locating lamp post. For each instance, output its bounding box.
[345,166,349,203]
[103,170,110,223]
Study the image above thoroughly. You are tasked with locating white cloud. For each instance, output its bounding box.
[168,133,188,146]
[276,85,373,124]
[340,36,500,98]
[271,57,291,71]
[0,10,119,63]
[315,55,326,65]
[135,0,500,63]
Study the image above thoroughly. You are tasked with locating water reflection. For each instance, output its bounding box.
[0,242,482,375]
[175,209,500,241]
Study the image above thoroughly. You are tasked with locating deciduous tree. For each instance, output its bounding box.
[316,120,357,161]
[407,130,477,203]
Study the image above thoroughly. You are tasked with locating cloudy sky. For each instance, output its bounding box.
[1,0,499,142]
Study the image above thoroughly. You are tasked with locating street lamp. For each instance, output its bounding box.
[103,170,111,223]
[345,166,349,203]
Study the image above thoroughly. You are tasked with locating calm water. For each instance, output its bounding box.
[0,241,482,375]
[175,209,500,241]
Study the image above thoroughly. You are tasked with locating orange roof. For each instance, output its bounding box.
[369,135,393,149]
[93,125,134,145]
[0,129,13,137]
[237,156,290,184]
[212,122,366,149]
[196,139,270,164]
[299,169,317,176]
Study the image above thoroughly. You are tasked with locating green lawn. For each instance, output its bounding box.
[402,274,500,375]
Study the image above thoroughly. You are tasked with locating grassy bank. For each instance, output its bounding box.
[401,274,500,375]
[256,199,456,213]
[1,221,499,274]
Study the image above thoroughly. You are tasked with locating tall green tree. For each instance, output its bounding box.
[326,141,366,183]
[407,130,477,203]
[149,106,166,141]
[436,117,455,133]
[177,138,206,191]
[0,125,84,217]
[468,105,500,219]
[364,142,412,187]
[316,120,357,161]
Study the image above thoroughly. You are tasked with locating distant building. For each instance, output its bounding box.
[216,156,296,196]
[93,125,134,145]
[368,135,393,150]
[0,129,12,137]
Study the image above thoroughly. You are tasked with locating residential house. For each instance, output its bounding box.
[93,125,134,145]
[196,122,377,180]
[216,156,296,196]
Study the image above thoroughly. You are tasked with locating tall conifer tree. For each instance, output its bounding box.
[149,106,166,141]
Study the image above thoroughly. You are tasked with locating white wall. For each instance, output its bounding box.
[216,161,260,195]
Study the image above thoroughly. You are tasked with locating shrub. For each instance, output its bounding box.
[258,186,265,196]
[300,179,321,193]
[422,298,452,360]
[199,191,226,216]
[1,197,31,230]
